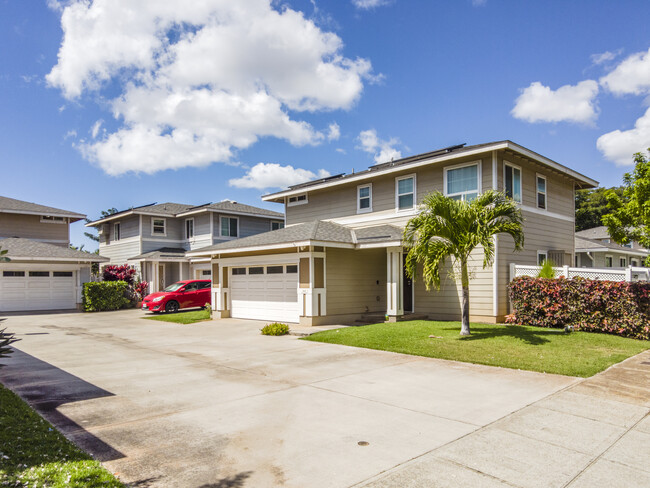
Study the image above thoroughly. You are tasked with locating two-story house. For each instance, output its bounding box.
[0,195,107,312]
[86,200,284,292]
[189,141,597,325]
[575,226,648,268]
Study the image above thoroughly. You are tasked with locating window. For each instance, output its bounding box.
[183,282,198,291]
[53,271,73,277]
[396,175,416,210]
[248,267,264,275]
[287,194,308,206]
[185,219,194,239]
[623,241,633,248]
[286,265,298,273]
[357,184,372,213]
[113,223,121,241]
[220,217,238,237]
[504,163,522,203]
[632,259,639,267]
[29,271,50,277]
[267,266,284,274]
[605,255,613,267]
[198,281,211,289]
[620,257,627,267]
[152,218,166,235]
[537,251,548,266]
[41,216,66,224]
[271,221,285,231]
[445,163,480,201]
[536,175,547,210]
[201,270,211,276]
[3,271,25,277]
[232,268,246,275]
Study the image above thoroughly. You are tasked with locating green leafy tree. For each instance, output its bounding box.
[84,207,119,242]
[404,190,524,336]
[604,149,650,264]
[0,246,9,263]
[575,186,623,231]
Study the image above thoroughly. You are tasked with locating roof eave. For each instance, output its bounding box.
[0,209,86,221]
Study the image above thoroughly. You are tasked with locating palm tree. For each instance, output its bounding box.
[0,246,9,263]
[403,190,524,336]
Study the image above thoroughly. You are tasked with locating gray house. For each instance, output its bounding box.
[86,200,284,292]
[0,195,107,312]
[575,226,648,268]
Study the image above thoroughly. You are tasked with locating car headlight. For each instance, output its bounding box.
[152,296,164,302]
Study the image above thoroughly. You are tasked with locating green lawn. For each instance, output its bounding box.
[143,308,211,324]
[0,385,124,487]
[303,321,650,377]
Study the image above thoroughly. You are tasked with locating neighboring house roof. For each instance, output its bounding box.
[574,236,648,256]
[575,226,611,240]
[0,237,108,262]
[86,200,282,226]
[262,140,599,203]
[187,221,403,256]
[128,247,188,261]
[0,195,85,222]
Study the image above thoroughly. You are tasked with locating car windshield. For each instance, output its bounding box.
[163,282,185,292]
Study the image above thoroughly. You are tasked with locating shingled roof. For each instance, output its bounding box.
[0,238,108,262]
[0,196,85,222]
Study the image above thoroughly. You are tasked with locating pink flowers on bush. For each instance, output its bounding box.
[102,265,149,301]
[508,276,650,340]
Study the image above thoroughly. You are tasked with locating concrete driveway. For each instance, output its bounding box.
[0,310,578,487]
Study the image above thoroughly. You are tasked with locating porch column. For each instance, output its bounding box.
[153,260,159,292]
[386,247,404,319]
[298,251,326,325]
[212,260,230,318]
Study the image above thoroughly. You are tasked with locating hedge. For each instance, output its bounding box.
[507,276,650,340]
[82,281,131,312]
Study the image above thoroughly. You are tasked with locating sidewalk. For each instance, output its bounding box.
[359,349,650,488]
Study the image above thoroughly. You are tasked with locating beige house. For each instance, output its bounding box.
[575,226,648,268]
[189,141,597,325]
[0,196,107,312]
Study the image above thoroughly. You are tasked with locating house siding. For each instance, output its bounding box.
[0,213,69,246]
[212,213,272,239]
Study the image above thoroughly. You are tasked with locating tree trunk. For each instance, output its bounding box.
[460,259,471,336]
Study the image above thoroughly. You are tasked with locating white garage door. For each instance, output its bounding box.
[230,264,299,323]
[0,270,76,312]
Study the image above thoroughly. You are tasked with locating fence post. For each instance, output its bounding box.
[509,263,516,282]
[563,265,570,278]
[625,268,632,282]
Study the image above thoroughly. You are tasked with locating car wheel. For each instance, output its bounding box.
[165,301,180,313]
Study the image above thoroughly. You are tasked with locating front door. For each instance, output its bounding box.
[403,255,413,313]
[158,264,165,291]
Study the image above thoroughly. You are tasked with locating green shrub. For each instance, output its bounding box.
[0,328,20,363]
[261,322,290,336]
[82,281,131,312]
[536,259,556,278]
[508,276,650,340]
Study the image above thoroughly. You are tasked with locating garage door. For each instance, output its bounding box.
[230,264,299,323]
[0,270,76,312]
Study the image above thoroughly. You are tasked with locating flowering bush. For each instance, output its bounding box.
[133,281,150,300]
[508,276,650,340]
[102,264,137,285]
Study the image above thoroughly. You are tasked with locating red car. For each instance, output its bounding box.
[142,280,211,313]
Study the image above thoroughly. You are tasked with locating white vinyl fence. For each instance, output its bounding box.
[510,264,650,283]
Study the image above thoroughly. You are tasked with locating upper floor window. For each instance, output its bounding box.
[504,163,522,203]
[113,222,121,241]
[185,218,194,239]
[605,255,613,267]
[287,194,308,206]
[622,241,633,248]
[152,218,166,236]
[445,163,480,201]
[41,215,66,224]
[271,221,285,231]
[536,175,547,210]
[357,184,372,213]
[221,216,238,237]
[620,257,627,267]
[396,175,416,210]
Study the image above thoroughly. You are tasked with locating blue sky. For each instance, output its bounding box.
[1,0,650,250]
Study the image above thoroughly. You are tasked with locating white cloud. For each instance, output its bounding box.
[352,0,390,9]
[91,120,103,139]
[47,0,378,176]
[336,148,346,154]
[600,48,650,96]
[229,163,330,190]
[358,129,401,164]
[511,80,599,124]
[597,107,650,166]
[590,49,622,66]
[63,129,77,140]
[327,122,340,141]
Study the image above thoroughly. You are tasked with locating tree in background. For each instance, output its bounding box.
[0,246,9,263]
[604,149,650,265]
[84,207,118,242]
[404,191,524,336]
[575,186,623,231]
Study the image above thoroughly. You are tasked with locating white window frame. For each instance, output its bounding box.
[503,161,522,203]
[443,161,482,201]
[536,174,547,210]
[395,174,417,211]
[537,250,548,266]
[271,220,285,231]
[622,241,633,249]
[151,218,166,236]
[185,218,194,239]
[220,216,239,239]
[619,257,627,267]
[40,215,66,224]
[605,255,613,268]
[357,183,373,214]
[287,194,308,207]
[113,222,121,241]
